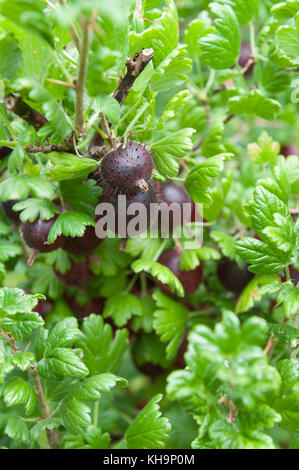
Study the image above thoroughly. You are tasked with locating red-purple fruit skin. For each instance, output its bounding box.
[0,146,12,159]
[154,180,197,232]
[135,362,166,378]
[175,333,188,369]
[22,216,64,253]
[2,199,21,224]
[54,258,93,288]
[65,295,105,318]
[63,224,103,255]
[282,265,299,286]
[238,42,254,75]
[100,181,157,236]
[156,249,203,297]
[281,143,299,157]
[100,141,153,192]
[33,299,53,318]
[217,257,254,295]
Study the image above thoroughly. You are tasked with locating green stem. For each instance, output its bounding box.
[114,96,144,136]
[205,69,216,94]
[0,326,59,448]
[0,140,16,148]
[0,105,16,140]
[249,21,257,58]
[140,272,147,296]
[75,18,90,134]
[93,400,99,427]
[124,274,138,294]
[285,265,291,282]
[153,238,168,262]
[123,101,149,145]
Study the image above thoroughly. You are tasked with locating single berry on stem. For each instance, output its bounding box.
[281,143,299,157]
[2,199,21,224]
[100,141,153,193]
[155,249,203,297]
[22,215,64,266]
[154,180,197,233]
[62,223,103,255]
[99,181,157,237]
[65,295,105,318]
[217,257,254,295]
[0,146,12,159]
[238,41,254,75]
[54,257,93,288]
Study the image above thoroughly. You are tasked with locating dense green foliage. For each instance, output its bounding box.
[0,0,298,450]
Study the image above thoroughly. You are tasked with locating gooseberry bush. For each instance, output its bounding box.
[0,0,298,451]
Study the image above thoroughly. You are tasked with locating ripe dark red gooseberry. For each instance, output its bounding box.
[238,41,254,75]
[175,333,188,369]
[54,257,93,288]
[24,289,53,318]
[132,333,168,379]
[156,249,203,297]
[154,180,197,233]
[22,215,64,265]
[100,141,153,193]
[281,143,299,157]
[0,146,12,159]
[217,257,254,295]
[97,181,157,237]
[65,295,105,318]
[2,199,21,224]
[62,224,103,255]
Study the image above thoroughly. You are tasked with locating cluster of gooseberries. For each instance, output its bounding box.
[2,138,298,379]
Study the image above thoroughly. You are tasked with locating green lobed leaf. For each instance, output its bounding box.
[153,290,189,360]
[125,394,171,449]
[185,153,231,206]
[48,210,95,244]
[132,259,184,297]
[103,292,143,327]
[2,377,36,415]
[228,90,281,120]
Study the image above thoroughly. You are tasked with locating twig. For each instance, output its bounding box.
[292,315,298,329]
[45,77,74,88]
[0,326,59,448]
[241,56,255,75]
[0,105,17,141]
[224,114,235,124]
[25,135,75,154]
[0,326,19,353]
[44,0,58,11]
[75,18,91,135]
[5,94,47,131]
[58,0,81,52]
[113,48,154,105]
[88,48,154,156]
[264,338,275,354]
[30,367,59,448]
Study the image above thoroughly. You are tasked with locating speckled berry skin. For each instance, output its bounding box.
[54,258,93,288]
[22,216,64,253]
[156,249,203,297]
[100,141,153,193]
[217,257,254,295]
